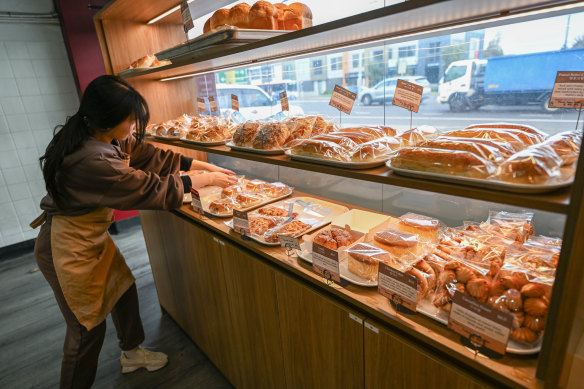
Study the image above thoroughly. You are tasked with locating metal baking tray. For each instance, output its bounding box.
[285,150,389,169]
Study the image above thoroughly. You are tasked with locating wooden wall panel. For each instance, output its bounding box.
[275,273,364,389]
[98,0,181,24]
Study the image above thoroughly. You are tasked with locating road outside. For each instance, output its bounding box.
[294,96,582,136]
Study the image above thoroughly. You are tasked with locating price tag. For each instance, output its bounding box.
[278,235,301,250]
[197,97,206,113]
[280,91,289,112]
[312,242,341,283]
[329,84,357,115]
[180,0,194,33]
[549,71,584,109]
[232,209,250,235]
[209,96,218,112]
[448,292,513,355]
[231,94,239,111]
[377,262,418,311]
[190,187,203,214]
[392,79,423,113]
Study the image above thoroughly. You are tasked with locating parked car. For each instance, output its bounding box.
[358,76,432,105]
[216,84,303,120]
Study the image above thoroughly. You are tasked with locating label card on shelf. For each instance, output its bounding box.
[232,209,250,235]
[231,94,239,111]
[329,85,357,115]
[377,262,418,311]
[190,188,203,214]
[549,71,584,109]
[278,235,300,250]
[448,292,513,355]
[209,96,218,112]
[392,79,423,113]
[197,97,206,113]
[312,242,341,283]
[280,91,289,112]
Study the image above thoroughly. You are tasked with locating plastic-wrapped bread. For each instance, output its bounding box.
[326,131,378,144]
[248,1,278,29]
[346,243,393,281]
[209,9,230,29]
[539,131,581,166]
[263,182,291,197]
[233,122,261,147]
[336,126,394,138]
[283,116,316,145]
[209,198,239,215]
[350,136,402,162]
[307,133,359,150]
[397,125,440,146]
[252,122,290,149]
[221,184,244,199]
[465,122,548,138]
[246,179,267,192]
[398,212,440,242]
[417,137,506,163]
[433,136,517,158]
[313,226,355,250]
[229,3,250,28]
[443,128,539,151]
[309,115,337,135]
[265,219,312,242]
[390,147,497,179]
[373,228,419,260]
[498,144,563,185]
[289,139,351,161]
[235,192,265,208]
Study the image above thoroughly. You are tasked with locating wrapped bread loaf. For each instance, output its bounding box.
[498,144,563,185]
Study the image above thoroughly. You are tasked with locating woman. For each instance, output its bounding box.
[32,75,236,389]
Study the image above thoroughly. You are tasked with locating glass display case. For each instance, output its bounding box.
[95,1,584,387]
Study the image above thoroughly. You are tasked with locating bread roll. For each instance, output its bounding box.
[313,227,355,250]
[209,198,238,214]
[229,3,250,28]
[221,184,244,199]
[390,147,497,179]
[210,8,230,29]
[263,182,290,197]
[540,131,581,166]
[203,18,211,33]
[498,144,563,185]
[289,139,351,161]
[350,136,401,162]
[130,54,155,69]
[248,1,278,30]
[236,192,265,208]
[246,179,267,192]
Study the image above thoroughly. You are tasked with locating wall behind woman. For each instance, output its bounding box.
[0,0,78,248]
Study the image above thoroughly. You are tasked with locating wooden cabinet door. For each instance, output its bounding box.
[219,239,287,389]
[275,273,364,389]
[364,319,494,389]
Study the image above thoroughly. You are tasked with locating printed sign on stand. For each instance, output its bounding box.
[448,292,513,356]
[209,96,218,112]
[231,94,239,111]
[392,79,423,113]
[280,91,289,112]
[190,188,203,214]
[312,242,341,283]
[329,85,357,115]
[377,262,418,312]
[197,98,206,114]
[549,71,584,109]
[232,209,250,235]
[278,235,301,251]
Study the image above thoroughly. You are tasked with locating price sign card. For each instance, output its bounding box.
[278,235,301,251]
[190,188,203,214]
[377,262,418,311]
[232,209,250,235]
[448,292,513,355]
[329,85,357,115]
[392,79,423,113]
[280,91,289,111]
[209,96,218,112]
[549,71,584,109]
[197,97,206,113]
[231,94,239,111]
[312,242,341,283]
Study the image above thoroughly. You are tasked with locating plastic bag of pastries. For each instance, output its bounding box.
[221,184,244,199]
[233,121,262,147]
[488,265,553,344]
[282,116,317,145]
[327,130,379,144]
[246,179,267,192]
[390,147,497,179]
[350,136,402,162]
[370,226,421,263]
[303,133,359,150]
[397,212,441,243]
[264,218,313,242]
[443,128,538,151]
[248,1,278,30]
[396,125,440,146]
[310,225,357,251]
[263,181,291,197]
[252,122,290,149]
[235,191,265,208]
[465,122,548,139]
[308,115,338,135]
[539,131,581,166]
[504,247,557,278]
[403,258,439,299]
[155,121,187,137]
[208,197,240,215]
[345,242,393,281]
[288,139,352,161]
[417,137,507,163]
[522,235,561,268]
[248,214,283,236]
[497,144,563,185]
[435,136,517,159]
[256,204,297,218]
[486,210,534,243]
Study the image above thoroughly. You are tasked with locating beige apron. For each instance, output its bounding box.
[49,207,135,331]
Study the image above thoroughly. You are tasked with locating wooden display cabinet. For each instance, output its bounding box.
[96,1,584,387]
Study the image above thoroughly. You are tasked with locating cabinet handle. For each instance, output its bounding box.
[212,236,226,246]
[349,312,363,324]
[365,322,379,334]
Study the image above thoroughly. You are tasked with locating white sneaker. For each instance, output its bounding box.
[120,346,168,373]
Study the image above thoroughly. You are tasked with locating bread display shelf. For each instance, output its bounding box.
[148,137,571,214]
[171,192,538,389]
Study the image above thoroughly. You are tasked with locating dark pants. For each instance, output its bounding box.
[34,219,145,389]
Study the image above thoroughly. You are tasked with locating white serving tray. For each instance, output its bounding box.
[180,137,227,146]
[285,150,389,169]
[225,196,349,246]
[387,163,573,194]
[330,209,391,234]
[226,141,286,155]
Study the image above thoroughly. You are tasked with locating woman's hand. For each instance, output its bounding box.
[188,171,237,189]
[190,160,235,175]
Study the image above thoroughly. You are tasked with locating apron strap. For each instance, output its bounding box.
[30,211,47,229]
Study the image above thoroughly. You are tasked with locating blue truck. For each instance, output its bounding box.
[438,48,584,112]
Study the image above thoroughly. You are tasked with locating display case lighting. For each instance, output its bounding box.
[147,0,195,25]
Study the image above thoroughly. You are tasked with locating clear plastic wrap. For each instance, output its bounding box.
[264,219,314,242]
[390,147,497,179]
[221,184,244,199]
[208,197,239,215]
[464,122,548,139]
[540,131,581,166]
[306,115,338,135]
[486,210,534,243]
[252,121,290,150]
[434,136,517,158]
[369,226,422,263]
[288,139,352,161]
[396,125,440,146]
[336,126,392,138]
[232,121,262,147]
[417,137,506,163]
[326,130,378,144]
[312,226,356,250]
[234,192,266,208]
[497,144,563,185]
[256,204,298,218]
[282,115,317,146]
[245,179,267,193]
[308,133,360,150]
[345,242,393,281]
[350,136,402,162]
[248,215,283,236]
[443,128,531,151]
[262,182,292,198]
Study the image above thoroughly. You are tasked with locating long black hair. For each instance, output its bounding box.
[39,75,149,209]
